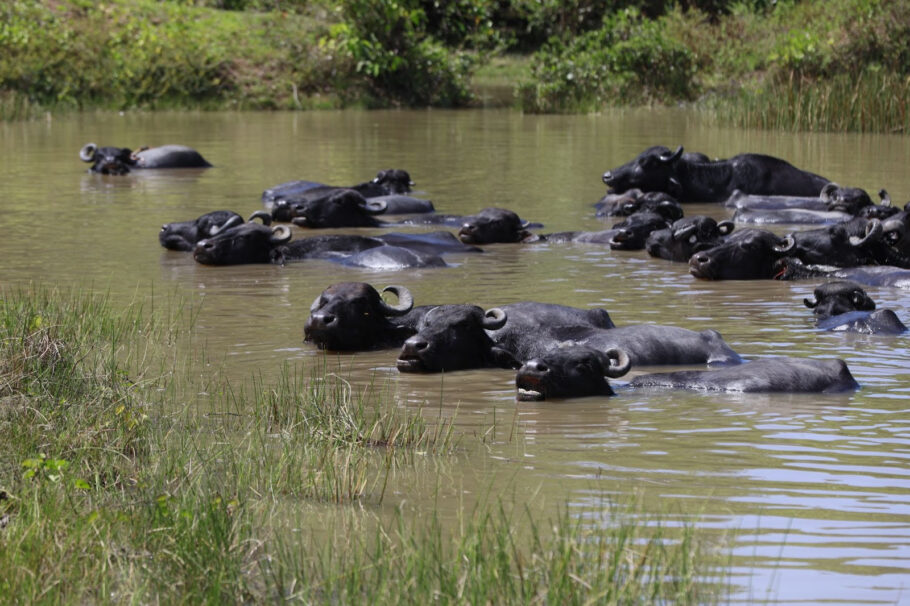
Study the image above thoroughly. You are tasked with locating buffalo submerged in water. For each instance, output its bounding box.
[80,143,212,175]
[602,145,831,203]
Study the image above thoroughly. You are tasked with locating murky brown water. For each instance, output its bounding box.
[3,109,910,603]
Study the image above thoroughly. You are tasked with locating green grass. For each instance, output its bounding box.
[0,286,731,603]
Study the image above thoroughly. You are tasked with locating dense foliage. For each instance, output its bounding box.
[1,0,908,131]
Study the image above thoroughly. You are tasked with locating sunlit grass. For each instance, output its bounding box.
[0,286,732,603]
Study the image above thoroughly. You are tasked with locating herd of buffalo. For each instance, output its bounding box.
[81,141,910,400]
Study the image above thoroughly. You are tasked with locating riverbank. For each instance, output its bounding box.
[0,286,730,602]
[2,0,908,132]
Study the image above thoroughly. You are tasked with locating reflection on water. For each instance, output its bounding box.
[3,109,910,604]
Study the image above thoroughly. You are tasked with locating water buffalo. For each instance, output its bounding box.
[785,218,889,267]
[272,189,391,228]
[159,210,271,251]
[629,357,859,393]
[689,229,795,280]
[305,283,434,351]
[397,305,519,372]
[732,208,853,225]
[602,146,830,203]
[646,216,735,262]
[515,346,631,401]
[803,280,907,334]
[544,324,742,367]
[262,169,434,215]
[486,302,616,359]
[594,189,684,220]
[774,258,910,290]
[79,143,211,175]
[192,222,471,267]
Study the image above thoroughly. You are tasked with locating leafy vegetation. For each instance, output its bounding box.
[0,286,731,602]
[2,0,907,130]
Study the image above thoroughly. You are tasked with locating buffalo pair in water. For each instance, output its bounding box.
[80,143,211,175]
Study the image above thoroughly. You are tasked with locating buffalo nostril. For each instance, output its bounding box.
[693,254,710,265]
[318,313,336,326]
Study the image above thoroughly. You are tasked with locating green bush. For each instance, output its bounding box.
[321,0,475,107]
[518,8,696,112]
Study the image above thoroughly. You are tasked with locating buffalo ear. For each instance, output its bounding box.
[803,297,818,309]
[489,347,520,370]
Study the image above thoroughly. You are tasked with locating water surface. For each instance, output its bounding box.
[2,108,909,604]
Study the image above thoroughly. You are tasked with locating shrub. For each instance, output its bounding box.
[518,8,696,112]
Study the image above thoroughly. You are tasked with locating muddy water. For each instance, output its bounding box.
[3,109,910,603]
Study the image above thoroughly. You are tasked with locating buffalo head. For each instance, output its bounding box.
[803,280,876,320]
[194,223,292,265]
[458,208,534,244]
[516,346,631,401]
[305,283,417,351]
[397,305,517,373]
[289,189,387,228]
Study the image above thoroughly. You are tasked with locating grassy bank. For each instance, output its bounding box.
[0,287,731,602]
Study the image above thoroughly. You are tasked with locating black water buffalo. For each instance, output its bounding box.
[192,222,473,267]
[774,258,910,290]
[878,212,910,267]
[602,146,830,203]
[305,283,434,351]
[397,305,519,372]
[594,189,684,220]
[646,216,735,262]
[785,218,889,267]
[732,208,853,225]
[544,324,742,367]
[262,169,434,215]
[79,143,211,175]
[515,346,631,401]
[689,229,795,280]
[629,357,859,393]
[271,189,391,228]
[486,302,616,359]
[803,280,907,334]
[159,210,271,251]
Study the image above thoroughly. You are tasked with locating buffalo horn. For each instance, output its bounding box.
[247,211,273,226]
[482,307,508,330]
[379,285,414,316]
[361,199,388,215]
[209,214,244,236]
[79,143,97,162]
[601,348,632,379]
[820,182,839,201]
[269,224,292,244]
[879,189,891,206]
[673,223,697,241]
[803,297,818,309]
[717,220,735,236]
[772,234,796,253]
[309,294,324,313]
[849,219,882,247]
[659,146,684,163]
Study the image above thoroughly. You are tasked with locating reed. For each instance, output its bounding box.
[714,70,910,134]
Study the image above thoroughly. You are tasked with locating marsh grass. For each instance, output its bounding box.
[0,286,731,603]
[715,70,910,133]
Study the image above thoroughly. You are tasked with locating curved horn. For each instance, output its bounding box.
[717,220,735,236]
[879,189,891,206]
[659,146,684,163]
[803,297,818,309]
[361,199,388,215]
[379,285,414,316]
[772,234,796,253]
[247,210,273,226]
[602,348,631,379]
[79,143,97,162]
[849,219,883,247]
[269,224,292,244]
[820,182,839,201]
[481,307,508,330]
[309,293,324,313]
[209,214,244,236]
[672,223,697,241]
